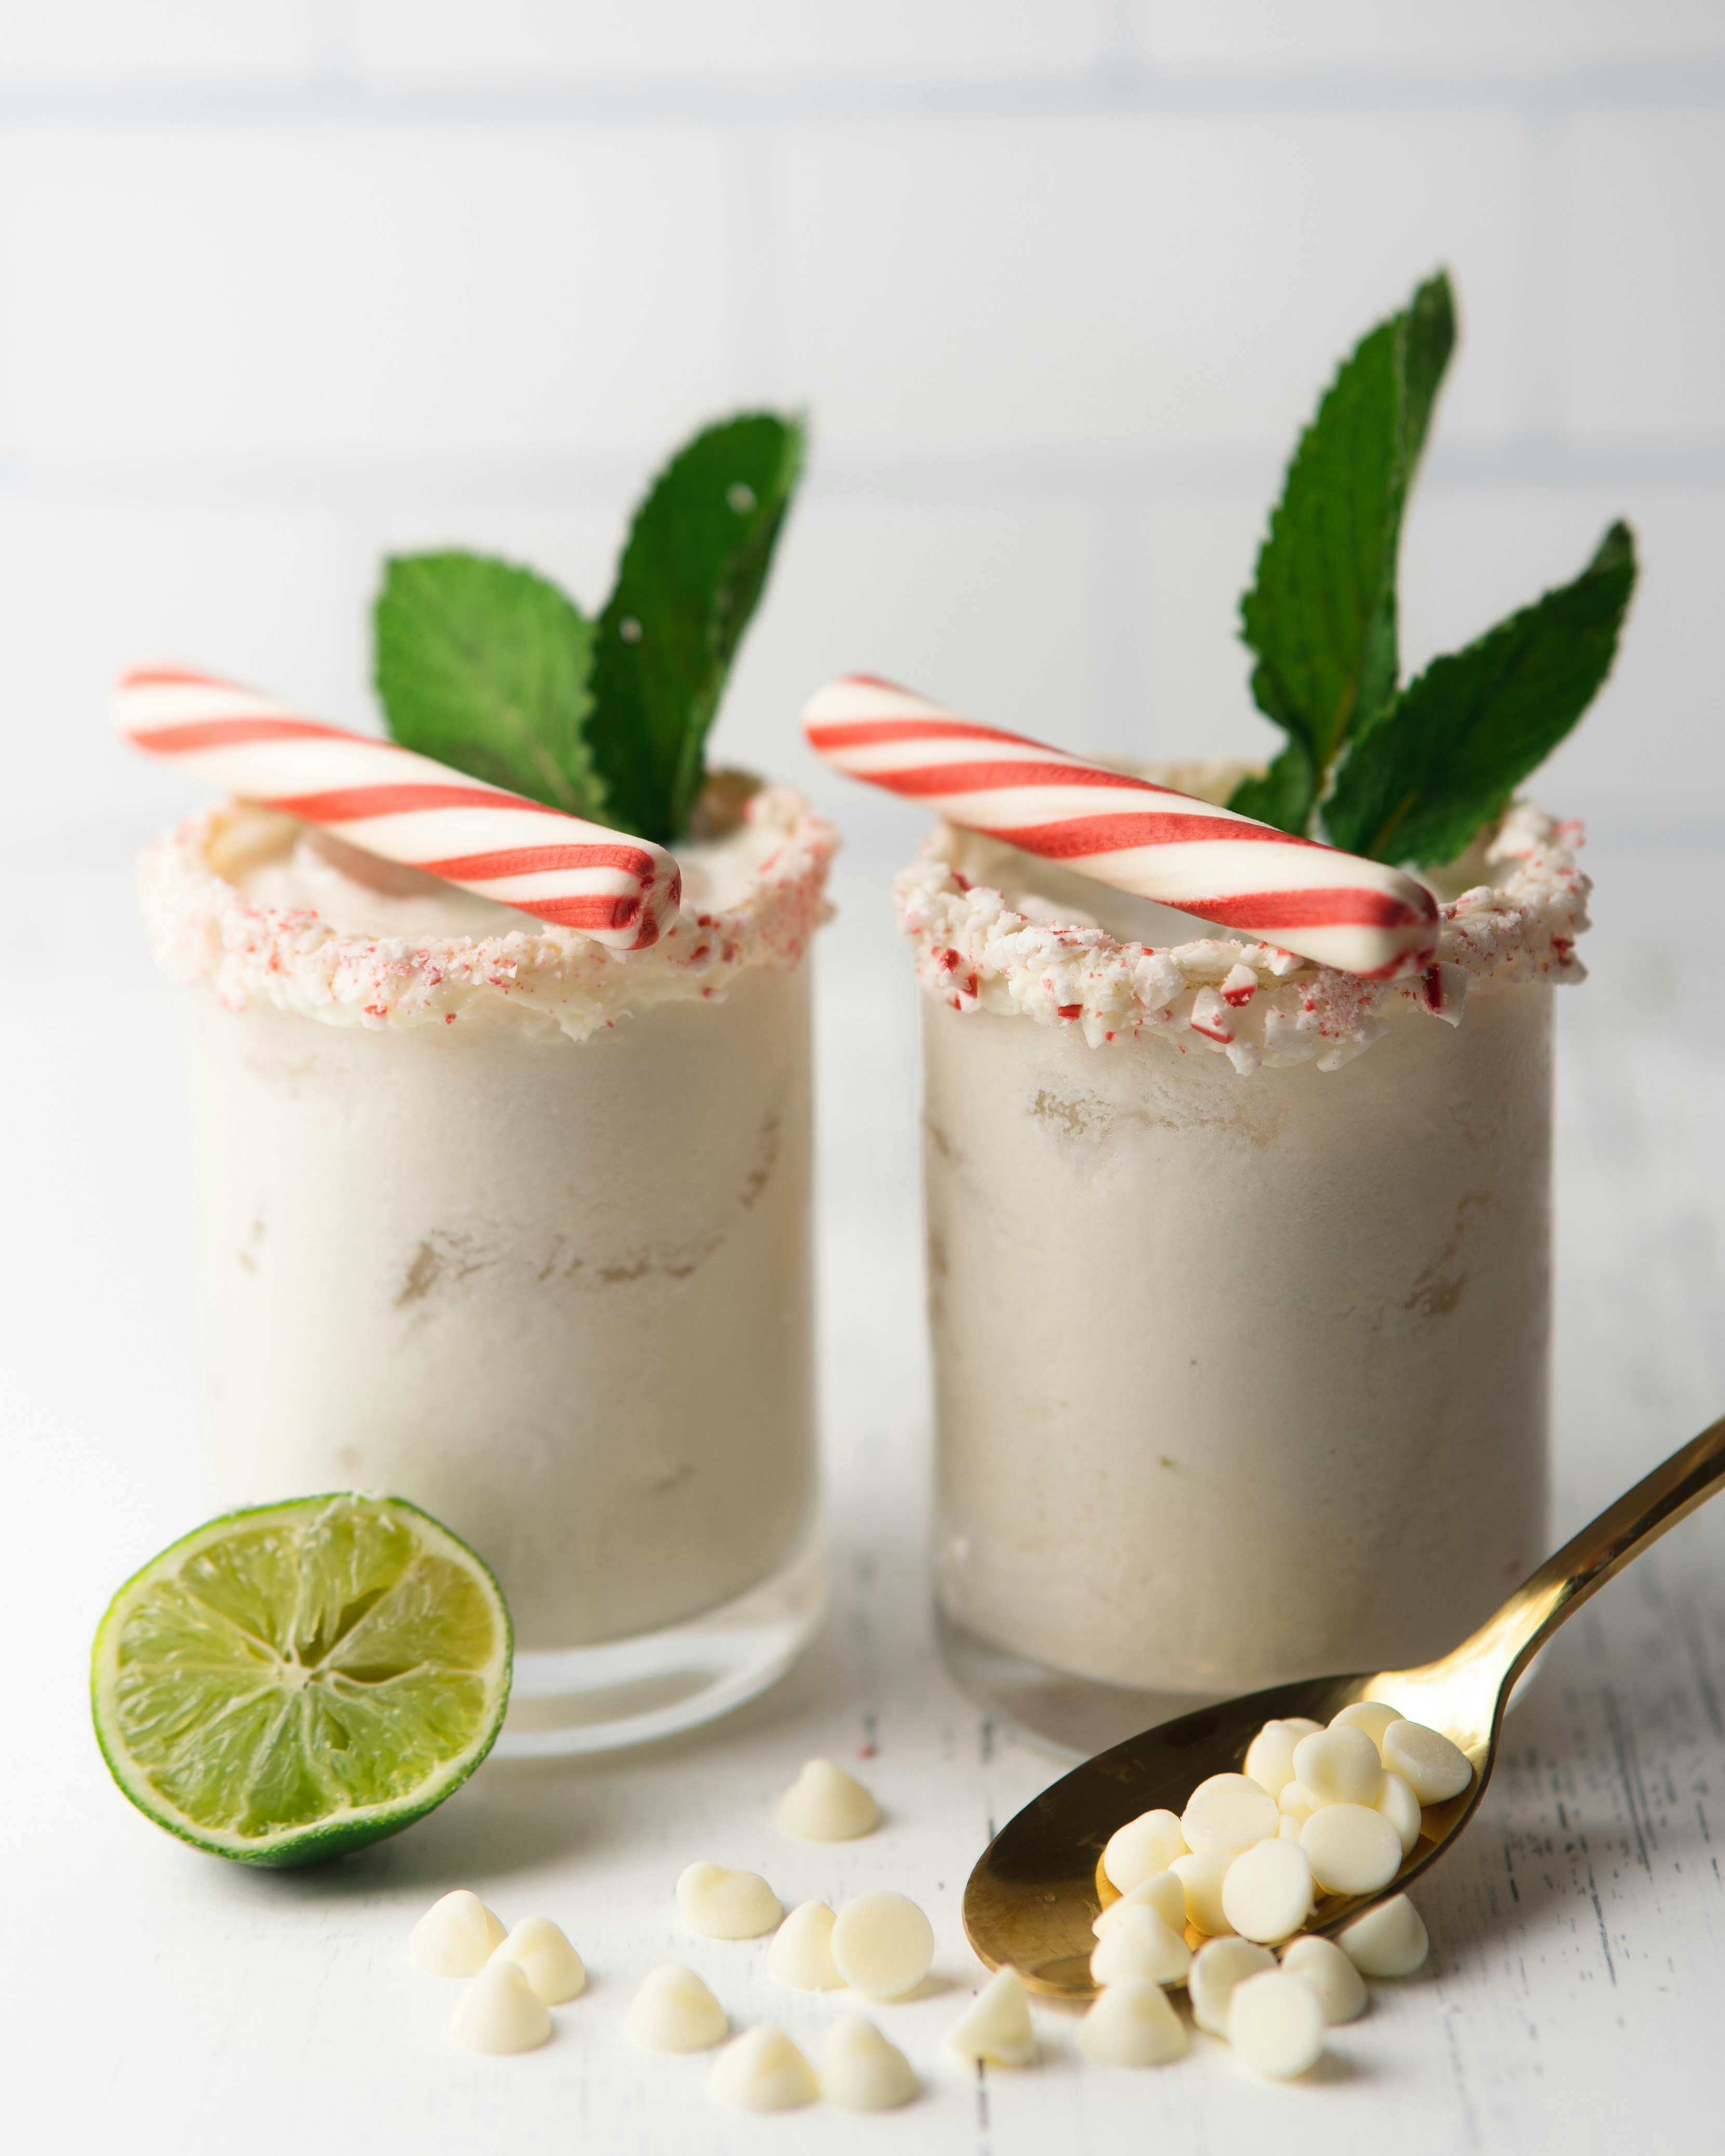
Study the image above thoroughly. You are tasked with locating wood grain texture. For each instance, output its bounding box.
[3,821,1720,2154]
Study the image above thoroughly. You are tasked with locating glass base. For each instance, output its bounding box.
[939,1605,1555,1761]
[495,1537,828,1759]
[937,1603,1222,1758]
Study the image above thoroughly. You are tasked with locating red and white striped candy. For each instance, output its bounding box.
[115,665,681,950]
[803,676,1438,979]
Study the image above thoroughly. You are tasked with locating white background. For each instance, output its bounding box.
[0,0,1719,837]
[5,7,1725,2153]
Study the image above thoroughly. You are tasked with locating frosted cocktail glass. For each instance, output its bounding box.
[901,786,1588,1754]
[142,781,835,1754]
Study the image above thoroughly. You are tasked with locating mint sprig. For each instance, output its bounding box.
[373,411,805,845]
[1325,523,1637,866]
[1230,273,1636,866]
[1233,273,1454,833]
[591,413,805,844]
[374,554,602,817]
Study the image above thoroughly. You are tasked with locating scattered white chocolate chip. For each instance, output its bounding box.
[1300,1802,1404,1896]
[447,1958,552,2055]
[1188,1937,1276,2037]
[946,1968,1036,2067]
[1292,1726,1384,1809]
[1277,1814,1304,1842]
[831,1891,935,2000]
[409,1889,508,1978]
[626,1964,729,2052]
[1280,1934,1368,2024]
[1338,1894,1431,1977]
[489,1916,585,2005]
[1102,1808,1188,1894]
[1243,1718,1322,1799]
[1170,1851,1235,1935]
[776,1758,880,1842]
[767,1901,844,1991]
[1093,1871,1187,1938]
[1277,1781,1317,1826]
[1227,1969,1326,2079]
[1382,1719,1474,1805]
[709,2026,818,2112]
[1180,1785,1278,1856]
[1089,1904,1191,1987]
[1330,1701,1404,1747]
[1080,1975,1189,2067]
[819,2014,919,2110]
[1377,1770,1422,1857]
[677,1861,781,1941]
[1220,1837,1314,1944]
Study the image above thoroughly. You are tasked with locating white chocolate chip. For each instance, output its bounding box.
[1293,1725,1385,1809]
[1227,1970,1326,2079]
[1277,1814,1303,1842]
[1338,1894,1430,1977]
[1188,1937,1276,2036]
[1279,1934,1368,2024]
[776,1758,880,1842]
[677,1861,781,1941]
[767,1901,844,1990]
[409,1889,507,1978]
[1080,1976,1189,2067]
[1180,1786,1278,1856]
[447,1958,551,2055]
[1277,1781,1317,1825]
[489,1916,585,2004]
[1243,1719,1322,1799]
[1220,1837,1314,1944]
[1300,1804,1404,1896]
[830,1891,935,2000]
[1089,1904,1191,1987]
[1377,1770,1422,1856]
[1169,1851,1235,1936]
[626,1964,729,2052]
[1382,1720,1474,1805]
[1330,1701,1404,1749]
[819,2014,919,2110]
[946,1968,1035,2067]
[1093,1871,1187,1938]
[1188,1772,1271,1802]
[1102,1809,1188,1893]
[709,2026,818,2112]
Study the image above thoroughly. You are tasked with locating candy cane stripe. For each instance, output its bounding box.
[803,673,1438,979]
[114,665,681,951]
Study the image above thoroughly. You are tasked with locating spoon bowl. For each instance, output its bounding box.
[965,1411,1725,1998]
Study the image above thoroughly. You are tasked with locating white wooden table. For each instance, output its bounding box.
[7,813,1723,2154]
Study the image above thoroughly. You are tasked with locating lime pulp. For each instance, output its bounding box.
[91,1492,511,1867]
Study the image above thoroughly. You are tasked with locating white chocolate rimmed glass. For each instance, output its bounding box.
[904,775,1588,1755]
[141,779,835,1756]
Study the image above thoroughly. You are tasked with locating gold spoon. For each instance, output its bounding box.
[964,1410,1725,1998]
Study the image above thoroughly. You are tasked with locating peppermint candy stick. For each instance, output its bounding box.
[803,676,1437,979]
[115,665,681,951]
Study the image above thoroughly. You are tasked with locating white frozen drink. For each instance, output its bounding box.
[140,777,835,1741]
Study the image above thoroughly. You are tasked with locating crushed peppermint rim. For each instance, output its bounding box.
[141,780,837,1042]
[897,796,1588,1078]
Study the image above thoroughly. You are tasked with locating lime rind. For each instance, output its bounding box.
[91,1493,512,1868]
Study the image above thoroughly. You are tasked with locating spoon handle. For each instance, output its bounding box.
[1394,1411,1725,1734]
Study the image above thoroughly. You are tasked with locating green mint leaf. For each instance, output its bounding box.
[587,412,805,843]
[1324,521,1637,867]
[1226,738,1316,834]
[374,553,603,817]
[1238,271,1455,819]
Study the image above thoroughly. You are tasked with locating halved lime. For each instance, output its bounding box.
[91,1492,511,1867]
